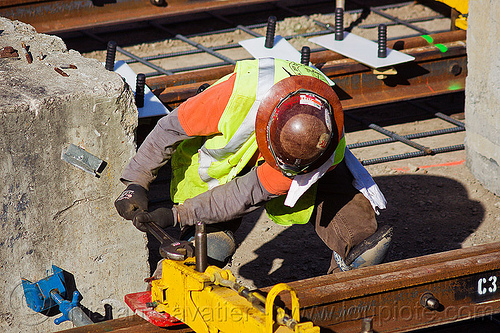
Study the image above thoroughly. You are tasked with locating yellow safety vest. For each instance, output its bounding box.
[170,58,345,225]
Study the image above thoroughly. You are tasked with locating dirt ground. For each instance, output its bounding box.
[84,2,500,290]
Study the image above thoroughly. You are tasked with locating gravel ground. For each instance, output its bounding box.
[82,2,500,290]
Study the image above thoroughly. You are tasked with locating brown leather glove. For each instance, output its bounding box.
[114,184,148,220]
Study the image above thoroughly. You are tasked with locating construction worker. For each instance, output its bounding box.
[115,57,390,273]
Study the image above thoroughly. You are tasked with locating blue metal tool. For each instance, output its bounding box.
[21,265,93,327]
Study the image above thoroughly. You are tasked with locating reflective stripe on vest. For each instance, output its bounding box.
[170,58,331,204]
[198,57,276,189]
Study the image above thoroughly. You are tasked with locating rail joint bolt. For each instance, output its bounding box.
[420,292,441,311]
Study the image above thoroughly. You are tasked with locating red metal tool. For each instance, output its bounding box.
[124,291,183,327]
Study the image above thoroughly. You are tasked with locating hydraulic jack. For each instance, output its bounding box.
[126,221,319,333]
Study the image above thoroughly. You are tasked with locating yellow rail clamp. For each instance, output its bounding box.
[435,0,468,30]
[150,258,320,333]
[265,283,319,333]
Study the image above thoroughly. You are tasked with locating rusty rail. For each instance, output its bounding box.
[278,241,500,332]
[146,30,466,111]
[60,241,500,333]
[0,0,305,34]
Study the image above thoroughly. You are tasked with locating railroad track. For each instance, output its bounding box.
[6,1,500,333]
[61,242,500,333]
[0,0,287,34]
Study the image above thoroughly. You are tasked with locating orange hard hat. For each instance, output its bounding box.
[255,75,343,177]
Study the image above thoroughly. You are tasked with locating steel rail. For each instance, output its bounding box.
[60,242,500,333]
[145,30,466,110]
[0,0,283,34]
[273,241,500,333]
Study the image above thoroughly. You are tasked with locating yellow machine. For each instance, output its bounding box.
[150,256,319,333]
[436,0,468,30]
[128,221,321,332]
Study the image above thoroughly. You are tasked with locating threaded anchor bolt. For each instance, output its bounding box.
[301,46,310,65]
[105,41,117,71]
[378,24,387,58]
[135,73,146,108]
[265,16,277,49]
[335,8,344,41]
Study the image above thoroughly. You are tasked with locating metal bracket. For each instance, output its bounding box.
[61,144,107,177]
[372,66,398,80]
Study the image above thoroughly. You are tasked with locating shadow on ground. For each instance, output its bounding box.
[235,174,484,288]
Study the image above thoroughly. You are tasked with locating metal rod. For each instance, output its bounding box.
[408,101,466,128]
[265,16,277,48]
[346,113,434,154]
[105,40,117,71]
[378,24,387,58]
[361,144,464,166]
[236,24,263,37]
[195,221,207,273]
[150,22,237,65]
[82,31,174,75]
[347,126,465,149]
[352,0,431,35]
[335,7,344,41]
[301,46,311,65]
[135,73,146,108]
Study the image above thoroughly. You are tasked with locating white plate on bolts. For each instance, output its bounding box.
[113,60,170,119]
[239,35,335,86]
[309,32,415,69]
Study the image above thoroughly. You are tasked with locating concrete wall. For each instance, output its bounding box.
[465,1,500,196]
[0,18,149,332]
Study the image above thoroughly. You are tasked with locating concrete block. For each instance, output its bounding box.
[465,1,500,196]
[0,18,149,332]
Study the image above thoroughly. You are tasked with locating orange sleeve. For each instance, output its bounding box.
[177,73,236,136]
[257,162,292,195]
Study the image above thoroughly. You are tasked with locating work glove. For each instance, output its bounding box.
[114,184,148,220]
[133,208,176,232]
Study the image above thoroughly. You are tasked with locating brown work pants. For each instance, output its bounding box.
[312,159,378,273]
[181,160,378,273]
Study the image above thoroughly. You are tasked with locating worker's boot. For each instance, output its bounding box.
[333,224,393,271]
[181,226,237,267]
[205,230,237,267]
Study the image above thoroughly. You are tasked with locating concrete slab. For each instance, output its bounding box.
[465,1,500,196]
[0,17,149,332]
